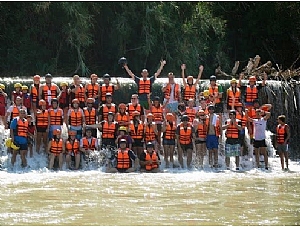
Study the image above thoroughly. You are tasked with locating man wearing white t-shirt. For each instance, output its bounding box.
[247,108,271,170]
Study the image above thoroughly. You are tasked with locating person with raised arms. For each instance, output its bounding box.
[123,59,166,110]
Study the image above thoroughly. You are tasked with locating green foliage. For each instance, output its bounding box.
[1,2,300,77]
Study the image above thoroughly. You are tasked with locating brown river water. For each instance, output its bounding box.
[0,169,299,226]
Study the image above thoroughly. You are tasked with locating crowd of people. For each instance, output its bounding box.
[0,59,291,172]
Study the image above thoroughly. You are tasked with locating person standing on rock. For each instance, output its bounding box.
[123,60,166,110]
[275,115,290,171]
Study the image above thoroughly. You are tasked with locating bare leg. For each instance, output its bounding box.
[186,148,193,168]
[261,147,268,168]
[284,151,289,169]
[48,153,55,169]
[177,145,183,168]
[163,145,170,167]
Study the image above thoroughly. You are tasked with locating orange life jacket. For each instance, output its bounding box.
[138,78,151,95]
[236,111,247,128]
[206,116,221,136]
[245,85,258,103]
[117,148,130,169]
[151,105,163,122]
[225,119,240,139]
[145,151,158,170]
[83,107,97,125]
[48,108,63,126]
[82,137,97,150]
[129,121,144,140]
[227,87,241,106]
[102,104,116,121]
[179,123,193,144]
[115,112,129,125]
[209,84,220,103]
[163,122,176,140]
[11,106,21,120]
[145,122,156,142]
[36,109,49,127]
[164,83,180,101]
[101,84,114,102]
[86,83,100,99]
[186,107,196,123]
[197,122,207,139]
[277,124,288,144]
[127,103,142,120]
[69,108,83,126]
[30,84,39,103]
[66,139,80,155]
[42,84,57,101]
[74,85,85,102]
[102,121,116,139]
[15,117,28,137]
[184,85,196,101]
[50,139,63,155]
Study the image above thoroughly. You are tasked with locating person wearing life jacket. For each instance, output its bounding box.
[47,98,64,139]
[65,130,81,170]
[222,110,243,170]
[85,74,101,109]
[226,78,241,111]
[0,83,8,125]
[99,112,118,148]
[98,92,117,122]
[26,115,36,158]
[58,81,70,123]
[70,74,86,109]
[80,128,99,168]
[235,102,248,159]
[246,108,271,170]
[161,113,176,168]
[149,96,164,153]
[11,83,23,104]
[208,75,223,114]
[39,73,60,109]
[67,99,86,140]
[185,99,197,124]
[21,85,31,115]
[83,98,98,138]
[206,105,221,169]
[176,115,196,169]
[47,129,64,170]
[162,72,181,114]
[128,110,145,157]
[181,64,204,103]
[10,108,28,168]
[127,94,145,121]
[238,72,267,108]
[275,115,290,171]
[139,142,160,173]
[115,103,130,129]
[144,113,157,148]
[6,96,27,129]
[106,139,138,173]
[30,75,40,114]
[100,73,120,104]
[193,110,208,169]
[115,126,133,149]
[35,99,49,154]
[124,60,166,110]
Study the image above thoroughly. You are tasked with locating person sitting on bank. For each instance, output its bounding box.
[106,139,138,173]
[47,129,65,170]
[123,59,166,110]
[139,142,161,173]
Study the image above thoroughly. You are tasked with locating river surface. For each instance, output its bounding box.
[0,163,300,226]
